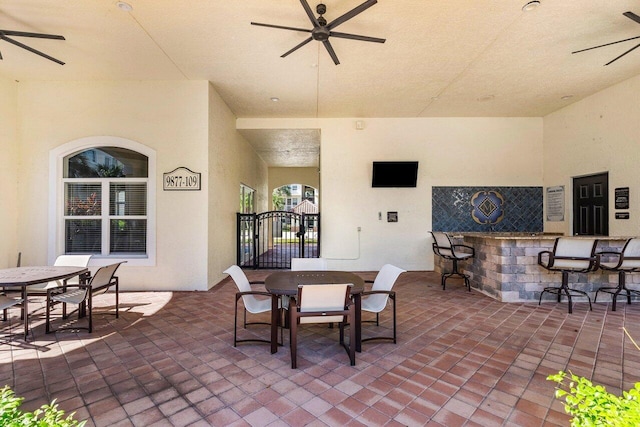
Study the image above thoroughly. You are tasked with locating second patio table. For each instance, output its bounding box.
[264,270,365,354]
[0,266,89,340]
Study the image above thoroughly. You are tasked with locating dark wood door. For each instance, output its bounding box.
[573,172,608,236]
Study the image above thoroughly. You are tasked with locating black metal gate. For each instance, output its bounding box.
[236,211,320,269]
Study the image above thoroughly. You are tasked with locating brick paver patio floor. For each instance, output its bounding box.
[2,270,640,426]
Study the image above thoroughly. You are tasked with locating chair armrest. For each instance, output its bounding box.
[47,283,88,296]
[537,250,553,266]
[236,290,271,298]
[597,250,622,256]
[451,244,475,258]
[539,253,600,271]
[361,290,395,297]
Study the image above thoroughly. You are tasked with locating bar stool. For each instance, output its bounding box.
[430,231,475,291]
[538,237,600,313]
[595,238,640,311]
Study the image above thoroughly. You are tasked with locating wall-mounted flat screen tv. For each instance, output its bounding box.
[371,161,419,187]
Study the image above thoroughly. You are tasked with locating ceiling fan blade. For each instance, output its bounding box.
[0,34,64,65]
[281,37,313,58]
[0,30,65,40]
[327,0,377,30]
[0,49,2,60]
[605,41,640,65]
[623,11,640,25]
[330,31,385,43]
[572,35,640,54]
[251,22,311,34]
[299,0,320,27]
[322,40,340,65]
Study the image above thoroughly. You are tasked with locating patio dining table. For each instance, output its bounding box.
[0,266,89,340]
[264,270,365,354]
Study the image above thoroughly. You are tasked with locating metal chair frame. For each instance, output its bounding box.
[595,238,640,311]
[538,238,599,314]
[431,231,475,291]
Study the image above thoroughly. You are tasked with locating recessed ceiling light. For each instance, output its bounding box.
[116,1,133,12]
[561,95,573,100]
[270,97,280,102]
[522,1,540,12]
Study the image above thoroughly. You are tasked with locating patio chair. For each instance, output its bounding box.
[45,261,124,333]
[595,238,640,311]
[289,283,355,369]
[361,264,406,344]
[291,257,328,271]
[27,254,92,296]
[538,237,599,314]
[224,265,283,346]
[0,295,23,322]
[430,231,475,291]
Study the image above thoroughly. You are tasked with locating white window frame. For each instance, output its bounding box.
[49,136,156,267]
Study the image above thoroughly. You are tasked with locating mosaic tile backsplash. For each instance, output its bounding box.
[432,186,543,232]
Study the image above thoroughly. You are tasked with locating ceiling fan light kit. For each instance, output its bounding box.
[572,11,640,65]
[522,1,541,12]
[251,0,386,65]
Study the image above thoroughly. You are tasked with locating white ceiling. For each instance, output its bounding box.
[2,0,640,166]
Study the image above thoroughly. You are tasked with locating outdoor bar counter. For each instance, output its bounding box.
[433,233,632,302]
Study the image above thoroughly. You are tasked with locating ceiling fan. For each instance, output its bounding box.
[251,0,385,65]
[572,11,640,66]
[0,29,65,65]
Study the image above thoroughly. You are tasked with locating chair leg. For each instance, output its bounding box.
[115,279,119,318]
[233,298,239,347]
[539,271,592,314]
[290,310,297,369]
[45,298,51,334]
[392,294,397,344]
[442,259,471,291]
[88,293,93,333]
[348,305,356,366]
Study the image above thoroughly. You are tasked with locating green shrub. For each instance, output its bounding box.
[0,386,85,427]
[547,371,640,426]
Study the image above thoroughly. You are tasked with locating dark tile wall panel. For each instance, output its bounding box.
[432,186,543,232]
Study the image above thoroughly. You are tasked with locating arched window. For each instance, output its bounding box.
[50,137,156,266]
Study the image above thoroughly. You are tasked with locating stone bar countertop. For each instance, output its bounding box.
[433,233,633,303]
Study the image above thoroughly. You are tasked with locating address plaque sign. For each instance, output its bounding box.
[163,167,201,191]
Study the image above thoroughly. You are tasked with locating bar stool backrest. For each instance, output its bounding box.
[621,238,640,270]
[552,238,598,270]
[431,232,454,257]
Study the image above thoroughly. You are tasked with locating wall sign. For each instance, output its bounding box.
[615,187,629,209]
[163,167,201,191]
[615,212,630,220]
[546,186,565,221]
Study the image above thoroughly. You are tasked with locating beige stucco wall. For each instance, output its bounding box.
[543,74,640,236]
[238,117,544,271]
[207,84,268,288]
[16,80,213,290]
[0,79,19,268]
